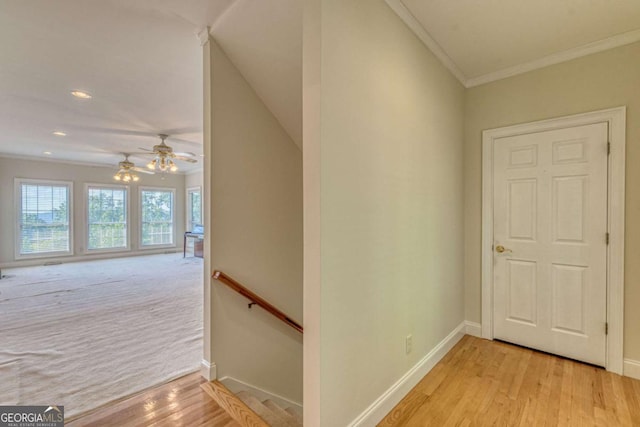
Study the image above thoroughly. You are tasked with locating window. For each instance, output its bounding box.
[17,179,72,257]
[87,185,128,250]
[187,187,202,231]
[140,188,175,246]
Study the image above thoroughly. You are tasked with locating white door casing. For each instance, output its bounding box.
[493,123,607,366]
[481,107,626,374]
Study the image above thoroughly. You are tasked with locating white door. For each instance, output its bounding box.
[492,122,608,366]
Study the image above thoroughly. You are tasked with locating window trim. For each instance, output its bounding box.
[139,186,177,249]
[14,178,74,260]
[84,183,131,254]
[186,186,202,232]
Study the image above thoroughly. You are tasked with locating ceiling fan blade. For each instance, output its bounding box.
[168,137,201,147]
[137,147,153,152]
[131,167,155,174]
[174,156,198,163]
[174,151,196,157]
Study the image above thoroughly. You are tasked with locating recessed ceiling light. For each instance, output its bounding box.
[52,131,67,136]
[43,151,52,155]
[71,90,92,99]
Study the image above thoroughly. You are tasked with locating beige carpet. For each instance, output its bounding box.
[0,253,203,417]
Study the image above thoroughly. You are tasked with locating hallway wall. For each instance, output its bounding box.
[204,38,303,402]
[304,0,466,424]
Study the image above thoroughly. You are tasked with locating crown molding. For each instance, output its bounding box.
[466,28,640,87]
[210,0,242,32]
[384,0,467,86]
[197,26,212,46]
[386,1,640,89]
[0,153,114,169]
[0,153,190,175]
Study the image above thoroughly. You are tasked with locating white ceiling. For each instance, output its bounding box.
[0,0,301,172]
[394,0,640,86]
[1,0,638,170]
[212,1,302,148]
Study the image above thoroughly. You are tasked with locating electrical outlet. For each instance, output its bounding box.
[405,334,413,354]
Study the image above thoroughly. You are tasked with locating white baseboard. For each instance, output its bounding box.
[347,322,466,427]
[0,247,182,269]
[464,321,482,338]
[624,359,640,380]
[200,359,217,381]
[219,376,303,415]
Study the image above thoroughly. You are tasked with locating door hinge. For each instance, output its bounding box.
[605,322,609,335]
[606,232,610,245]
[607,142,611,155]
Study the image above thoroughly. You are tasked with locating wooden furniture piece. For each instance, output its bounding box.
[194,239,204,258]
[183,224,204,258]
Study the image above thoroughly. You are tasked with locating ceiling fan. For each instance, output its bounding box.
[135,134,197,173]
[113,154,154,182]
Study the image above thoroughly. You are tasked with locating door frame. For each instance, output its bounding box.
[481,106,626,374]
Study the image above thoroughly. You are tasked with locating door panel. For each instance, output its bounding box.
[508,179,536,240]
[552,175,587,243]
[493,122,608,366]
[506,259,537,325]
[551,264,587,335]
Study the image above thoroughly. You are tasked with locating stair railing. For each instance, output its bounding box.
[212,270,303,334]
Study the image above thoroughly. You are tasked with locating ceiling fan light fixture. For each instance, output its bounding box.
[158,157,168,172]
[113,154,147,182]
[113,170,139,183]
[143,135,193,173]
[147,156,179,173]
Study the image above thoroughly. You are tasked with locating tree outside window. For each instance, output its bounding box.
[87,186,127,250]
[188,188,202,231]
[141,189,174,246]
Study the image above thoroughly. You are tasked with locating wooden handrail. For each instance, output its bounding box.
[212,270,303,334]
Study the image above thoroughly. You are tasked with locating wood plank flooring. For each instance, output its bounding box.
[200,381,268,427]
[379,335,640,426]
[66,373,239,427]
[64,335,640,426]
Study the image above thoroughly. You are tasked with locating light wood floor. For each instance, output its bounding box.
[66,373,239,427]
[379,335,640,426]
[64,335,640,426]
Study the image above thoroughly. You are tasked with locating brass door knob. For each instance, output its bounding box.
[495,245,511,253]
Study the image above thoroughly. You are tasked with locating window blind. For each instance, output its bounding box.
[19,182,71,255]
